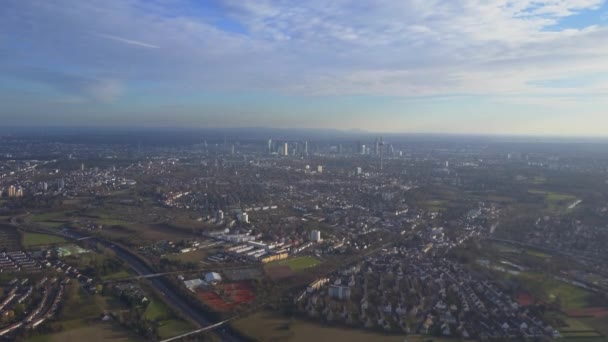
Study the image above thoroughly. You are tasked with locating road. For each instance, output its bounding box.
[61,229,244,342]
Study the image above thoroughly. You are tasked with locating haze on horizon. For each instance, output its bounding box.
[2,0,608,136]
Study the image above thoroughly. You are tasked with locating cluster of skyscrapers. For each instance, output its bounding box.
[268,138,309,157]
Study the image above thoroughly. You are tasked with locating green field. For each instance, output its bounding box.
[143,296,194,339]
[560,318,597,332]
[26,322,143,342]
[267,256,321,271]
[517,273,591,310]
[101,270,131,281]
[233,311,452,342]
[31,212,65,222]
[164,248,209,264]
[157,319,194,339]
[22,232,67,247]
[144,300,169,321]
[61,284,104,321]
[529,190,577,213]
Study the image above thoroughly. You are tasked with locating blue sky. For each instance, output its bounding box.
[1,0,608,135]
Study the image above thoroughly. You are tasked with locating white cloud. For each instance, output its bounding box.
[1,0,608,106]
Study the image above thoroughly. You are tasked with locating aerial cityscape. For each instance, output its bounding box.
[0,130,605,341]
[2,0,608,341]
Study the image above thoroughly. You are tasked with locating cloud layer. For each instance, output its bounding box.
[1,0,608,134]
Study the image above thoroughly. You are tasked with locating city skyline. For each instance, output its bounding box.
[2,1,608,135]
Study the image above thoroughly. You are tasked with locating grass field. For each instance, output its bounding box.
[143,295,195,339]
[61,283,104,321]
[26,322,143,342]
[560,318,596,332]
[144,299,170,321]
[232,311,402,342]
[517,272,591,310]
[232,311,453,342]
[157,319,194,339]
[22,232,67,247]
[529,190,577,213]
[101,270,132,281]
[422,200,446,211]
[30,212,65,222]
[266,256,321,272]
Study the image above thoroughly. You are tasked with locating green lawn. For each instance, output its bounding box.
[144,300,169,321]
[267,256,321,271]
[101,270,131,281]
[22,232,67,247]
[157,319,194,339]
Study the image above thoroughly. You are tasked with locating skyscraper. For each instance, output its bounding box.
[216,210,224,224]
[8,185,16,197]
[268,138,272,154]
[283,142,289,156]
[379,137,385,170]
[374,138,380,155]
[304,141,308,155]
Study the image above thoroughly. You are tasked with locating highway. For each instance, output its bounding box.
[61,229,244,342]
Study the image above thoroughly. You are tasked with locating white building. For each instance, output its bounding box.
[356,167,362,175]
[216,210,224,224]
[310,230,322,242]
[183,278,204,291]
[238,212,249,223]
[317,165,323,173]
[204,272,222,284]
[283,142,289,156]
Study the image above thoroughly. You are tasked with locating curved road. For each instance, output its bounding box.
[62,229,243,342]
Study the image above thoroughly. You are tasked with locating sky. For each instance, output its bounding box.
[1,0,608,136]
